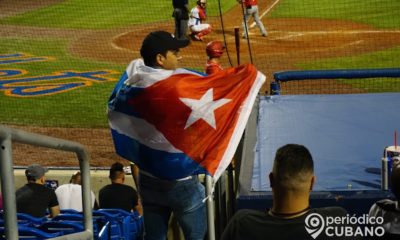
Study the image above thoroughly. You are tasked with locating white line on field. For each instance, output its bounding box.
[111,31,136,53]
[267,29,400,40]
[250,0,281,28]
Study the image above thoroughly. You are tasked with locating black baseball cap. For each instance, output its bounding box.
[140,31,190,59]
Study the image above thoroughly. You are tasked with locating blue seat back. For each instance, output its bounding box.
[96,209,144,240]
[0,225,62,240]
[93,210,123,239]
[52,213,102,238]
[52,213,83,222]
[60,209,81,214]
[97,221,110,240]
[0,211,46,227]
[39,221,84,235]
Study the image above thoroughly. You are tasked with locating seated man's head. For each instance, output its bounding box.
[25,164,48,184]
[140,31,190,69]
[270,144,315,194]
[109,162,125,183]
[69,171,81,185]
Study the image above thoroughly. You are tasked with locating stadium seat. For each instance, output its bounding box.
[52,213,84,222]
[17,213,47,227]
[92,210,123,239]
[97,221,110,240]
[0,225,62,240]
[52,213,103,239]
[38,221,84,235]
[96,209,143,239]
[60,209,81,214]
[0,211,46,227]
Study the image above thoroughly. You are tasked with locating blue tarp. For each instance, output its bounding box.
[252,93,400,191]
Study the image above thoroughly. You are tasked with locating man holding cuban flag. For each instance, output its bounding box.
[108,30,265,240]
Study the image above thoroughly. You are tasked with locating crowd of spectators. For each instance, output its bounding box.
[1,145,399,239]
[4,162,140,220]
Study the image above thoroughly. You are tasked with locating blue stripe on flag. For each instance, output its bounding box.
[108,71,144,117]
[111,129,207,179]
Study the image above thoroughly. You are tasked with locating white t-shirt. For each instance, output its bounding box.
[55,184,96,212]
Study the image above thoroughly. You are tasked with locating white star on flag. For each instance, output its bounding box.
[180,88,231,130]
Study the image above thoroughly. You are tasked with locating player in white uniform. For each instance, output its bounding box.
[188,0,211,41]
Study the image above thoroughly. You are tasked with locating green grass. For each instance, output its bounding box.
[1,0,399,127]
[0,0,242,128]
[271,0,400,28]
[296,47,400,93]
[0,38,123,127]
[0,0,238,29]
[272,0,400,92]
[297,47,400,70]
[0,38,124,74]
[0,83,117,127]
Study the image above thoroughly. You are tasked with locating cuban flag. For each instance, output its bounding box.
[108,59,265,181]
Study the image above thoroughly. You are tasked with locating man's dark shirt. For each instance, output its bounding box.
[99,183,138,212]
[221,207,361,240]
[173,0,188,8]
[16,183,59,218]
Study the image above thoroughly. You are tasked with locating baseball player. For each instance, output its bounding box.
[239,0,267,38]
[172,0,190,40]
[205,40,225,75]
[188,0,212,41]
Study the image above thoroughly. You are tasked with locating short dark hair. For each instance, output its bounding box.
[109,162,124,181]
[26,175,37,182]
[70,171,81,184]
[142,50,168,67]
[273,144,314,190]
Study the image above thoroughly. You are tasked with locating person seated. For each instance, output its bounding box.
[221,144,356,240]
[99,162,141,214]
[55,171,98,212]
[188,0,211,41]
[16,164,60,218]
[205,40,225,75]
[369,159,400,239]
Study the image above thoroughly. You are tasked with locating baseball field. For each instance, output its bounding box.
[0,0,399,167]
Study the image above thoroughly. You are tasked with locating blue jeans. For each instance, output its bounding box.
[139,173,207,240]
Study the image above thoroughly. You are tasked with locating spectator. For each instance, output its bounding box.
[114,31,206,240]
[188,0,211,41]
[239,0,267,38]
[99,162,140,213]
[172,0,190,40]
[55,171,98,212]
[369,159,400,238]
[221,144,352,240]
[205,40,225,75]
[16,164,60,218]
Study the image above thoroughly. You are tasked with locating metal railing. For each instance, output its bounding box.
[0,125,93,240]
